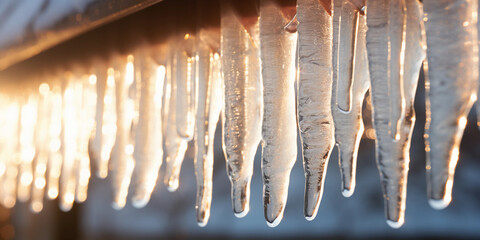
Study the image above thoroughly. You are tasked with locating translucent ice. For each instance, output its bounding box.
[110,56,136,210]
[0,98,19,208]
[175,35,196,141]
[163,49,188,192]
[90,66,117,179]
[331,0,369,198]
[259,0,297,227]
[60,73,81,212]
[131,55,164,208]
[423,0,478,209]
[220,0,263,217]
[297,0,334,220]
[193,43,223,226]
[366,0,425,227]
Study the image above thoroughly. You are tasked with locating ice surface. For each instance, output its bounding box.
[423,0,478,209]
[331,0,369,197]
[0,98,19,208]
[366,0,425,227]
[220,0,263,217]
[297,0,334,220]
[259,0,298,227]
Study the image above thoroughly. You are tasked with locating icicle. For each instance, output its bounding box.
[423,0,478,210]
[366,0,425,228]
[0,98,19,208]
[332,0,369,198]
[17,95,38,203]
[259,0,297,227]
[74,73,96,203]
[175,35,196,141]
[60,73,81,212]
[30,83,52,213]
[90,65,116,179]
[296,0,334,220]
[46,84,62,200]
[130,55,164,208]
[220,0,263,218]
[163,48,189,192]
[110,56,136,210]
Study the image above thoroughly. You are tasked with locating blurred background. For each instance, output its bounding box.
[0,0,479,239]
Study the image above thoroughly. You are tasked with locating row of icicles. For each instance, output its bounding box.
[0,0,478,229]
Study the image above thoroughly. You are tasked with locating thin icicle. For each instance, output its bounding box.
[221,0,263,218]
[332,0,369,198]
[175,35,196,141]
[131,55,164,208]
[90,65,116,179]
[423,0,478,210]
[110,56,136,210]
[74,73,96,203]
[366,0,425,228]
[17,96,38,203]
[259,0,297,227]
[163,48,189,192]
[46,84,62,200]
[30,83,52,213]
[194,45,213,227]
[0,98,19,208]
[297,0,334,220]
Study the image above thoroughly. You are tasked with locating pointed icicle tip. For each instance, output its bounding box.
[131,197,150,209]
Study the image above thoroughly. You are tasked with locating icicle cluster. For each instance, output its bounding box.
[0,0,478,229]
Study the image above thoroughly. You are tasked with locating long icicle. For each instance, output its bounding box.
[423,0,478,210]
[131,54,164,208]
[259,0,297,227]
[220,0,263,218]
[110,56,136,210]
[297,0,334,220]
[366,0,425,228]
[332,0,369,198]
[163,45,189,192]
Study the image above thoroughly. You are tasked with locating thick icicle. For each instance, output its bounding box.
[332,0,369,198]
[175,35,196,141]
[366,0,425,228]
[297,0,334,220]
[259,0,297,227]
[221,0,263,218]
[110,56,136,210]
[163,48,189,192]
[423,0,478,210]
[131,55,164,208]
